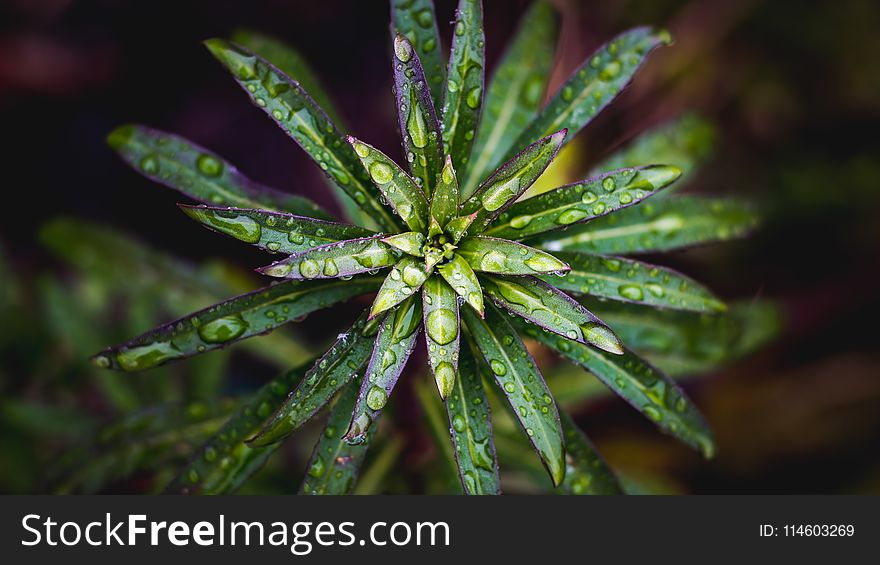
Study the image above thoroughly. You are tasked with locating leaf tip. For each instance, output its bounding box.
[106,124,135,150]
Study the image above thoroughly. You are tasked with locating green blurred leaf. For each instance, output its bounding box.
[391,0,445,115]
[559,411,622,495]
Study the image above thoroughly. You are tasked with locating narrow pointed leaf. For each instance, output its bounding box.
[444,212,477,243]
[382,232,426,256]
[462,305,564,486]
[258,235,399,279]
[431,156,460,228]
[204,39,402,232]
[447,342,500,494]
[165,364,309,494]
[515,317,715,458]
[464,1,559,195]
[249,311,380,446]
[456,236,569,275]
[300,381,374,495]
[371,255,430,318]
[506,27,671,159]
[92,277,382,372]
[180,205,374,254]
[480,274,623,354]
[348,137,429,231]
[546,251,726,313]
[392,34,444,191]
[461,130,566,234]
[484,165,681,240]
[559,411,622,494]
[531,196,759,254]
[437,253,484,315]
[107,124,329,218]
[442,0,485,172]
[390,0,445,115]
[345,296,422,444]
[422,275,460,399]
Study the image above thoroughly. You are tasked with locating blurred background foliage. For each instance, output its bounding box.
[1,0,878,493]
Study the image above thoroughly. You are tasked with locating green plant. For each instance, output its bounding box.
[92,0,757,494]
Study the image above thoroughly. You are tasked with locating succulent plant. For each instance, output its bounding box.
[92,0,757,494]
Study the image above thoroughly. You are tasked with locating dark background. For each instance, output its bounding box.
[1,0,879,493]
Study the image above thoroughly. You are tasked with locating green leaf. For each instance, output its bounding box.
[92,277,382,372]
[348,137,429,232]
[392,34,444,191]
[463,1,558,196]
[300,381,374,495]
[165,366,309,494]
[441,0,484,172]
[530,196,759,254]
[180,205,374,255]
[345,296,422,444]
[484,165,681,240]
[516,317,715,458]
[381,232,426,256]
[559,411,622,494]
[437,253,484,315]
[506,27,671,159]
[390,0,445,115]
[258,236,399,279]
[370,255,430,318]
[456,236,570,275]
[461,130,566,234]
[546,251,725,313]
[204,39,403,232]
[462,305,564,486]
[249,311,380,446]
[443,211,478,243]
[446,342,501,494]
[107,124,329,218]
[432,156,460,229]
[480,274,623,354]
[422,275,460,399]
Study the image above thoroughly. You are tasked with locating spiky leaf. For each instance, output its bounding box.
[381,232,426,256]
[462,305,564,486]
[464,1,559,196]
[485,165,681,240]
[390,0,445,115]
[480,274,623,354]
[444,212,478,243]
[442,0,485,171]
[371,255,430,318]
[457,236,569,275]
[204,39,402,232]
[432,156,460,228]
[422,275,460,399]
[258,236,399,279]
[559,411,622,495]
[437,253,484,315]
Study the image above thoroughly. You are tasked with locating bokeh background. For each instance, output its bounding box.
[1,0,879,494]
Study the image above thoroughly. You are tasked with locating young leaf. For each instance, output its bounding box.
[371,255,430,318]
[479,274,623,354]
[300,381,374,495]
[381,232,426,256]
[462,305,564,486]
[92,277,382,372]
[345,296,423,444]
[437,253,484,315]
[390,0,445,115]
[249,311,380,446]
[559,411,622,495]
[258,236,399,279]
[443,212,478,243]
[348,137,429,232]
[447,342,501,494]
[506,27,671,159]
[204,39,403,232]
[461,130,566,234]
[180,205,374,255]
[392,34,444,191]
[165,364,309,494]
[531,196,759,254]
[431,156,460,229]
[107,125,329,218]
[515,317,715,458]
[545,251,726,313]
[484,165,681,240]
[422,275,460,399]
[456,236,569,275]
[463,1,559,196]
[442,0,485,172]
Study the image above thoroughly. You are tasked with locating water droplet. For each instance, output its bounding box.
[366,386,388,411]
[299,259,320,279]
[435,362,455,398]
[490,359,507,376]
[426,308,458,345]
[115,341,181,371]
[619,192,633,204]
[452,413,466,433]
[198,314,248,344]
[369,162,393,184]
[599,61,621,81]
[308,456,325,477]
[509,214,533,229]
[323,259,339,277]
[394,36,413,62]
[466,86,481,109]
[139,155,159,174]
[579,322,623,354]
[646,283,665,297]
[525,254,565,272]
[354,142,370,158]
[602,177,616,192]
[618,284,644,301]
[561,86,574,102]
[556,209,588,225]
